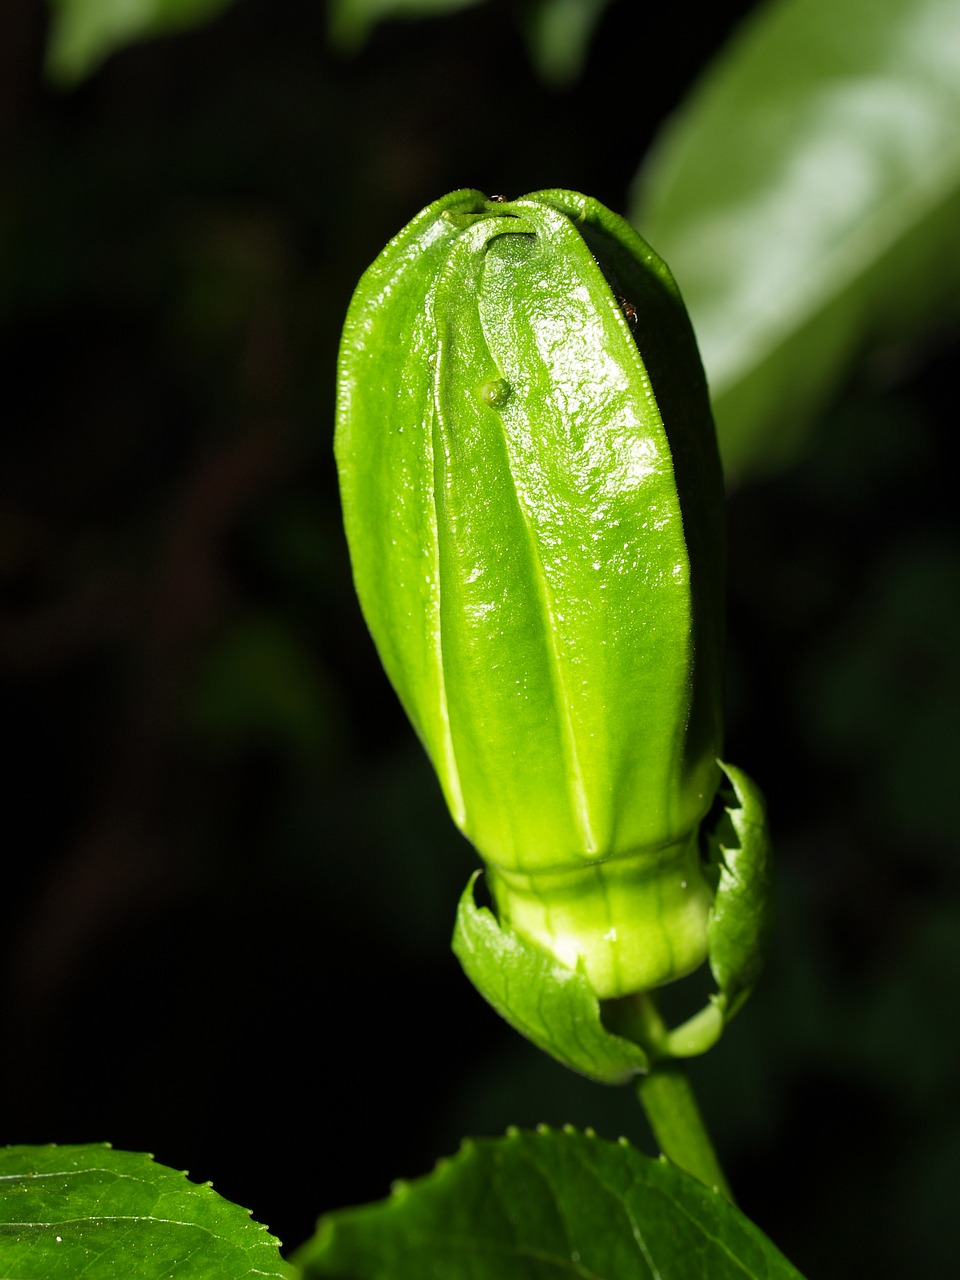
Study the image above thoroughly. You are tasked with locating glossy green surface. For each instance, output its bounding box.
[0,1145,295,1280]
[336,189,725,996]
[298,1127,807,1280]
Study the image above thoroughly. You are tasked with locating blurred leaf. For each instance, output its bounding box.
[252,496,345,602]
[45,0,239,85]
[170,210,292,352]
[297,1127,805,1279]
[521,0,614,86]
[328,0,488,51]
[0,1145,296,1279]
[187,613,333,761]
[798,535,960,843]
[631,0,960,480]
[846,904,960,1101]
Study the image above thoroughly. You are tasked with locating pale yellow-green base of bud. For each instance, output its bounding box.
[487,834,712,1001]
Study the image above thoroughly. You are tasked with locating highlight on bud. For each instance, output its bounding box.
[336,188,769,1041]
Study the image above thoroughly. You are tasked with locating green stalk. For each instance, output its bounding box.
[610,993,733,1202]
[637,1064,733,1202]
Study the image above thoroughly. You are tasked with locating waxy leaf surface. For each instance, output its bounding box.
[0,1144,296,1279]
[297,1127,806,1280]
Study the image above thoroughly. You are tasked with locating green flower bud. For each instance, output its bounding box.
[336,189,727,1001]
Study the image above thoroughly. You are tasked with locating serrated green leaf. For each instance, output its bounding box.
[45,0,238,86]
[296,1127,806,1280]
[328,0,488,51]
[631,0,960,480]
[452,874,648,1084]
[0,1145,297,1280]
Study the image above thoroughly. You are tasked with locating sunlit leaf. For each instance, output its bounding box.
[631,0,960,480]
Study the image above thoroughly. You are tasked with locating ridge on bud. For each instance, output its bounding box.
[336,189,728,1003]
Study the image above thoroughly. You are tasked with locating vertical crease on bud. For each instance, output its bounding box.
[500,437,598,856]
[476,226,601,857]
[479,227,597,856]
[425,353,467,829]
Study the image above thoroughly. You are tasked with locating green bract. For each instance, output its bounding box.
[337,189,769,1057]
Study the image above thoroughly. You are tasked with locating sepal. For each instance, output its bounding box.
[452,873,649,1085]
[453,763,772,1070]
[661,761,773,1058]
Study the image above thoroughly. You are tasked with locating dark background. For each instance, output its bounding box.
[2,1,959,1276]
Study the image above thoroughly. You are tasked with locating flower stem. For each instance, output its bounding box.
[637,1063,733,1202]
[610,992,733,1201]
